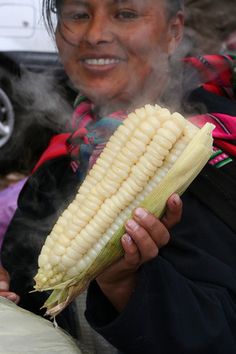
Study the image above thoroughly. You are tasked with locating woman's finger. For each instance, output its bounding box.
[0,266,10,291]
[121,233,141,268]
[0,267,20,304]
[132,208,170,248]
[161,193,182,229]
[125,218,159,263]
[0,291,20,304]
[97,233,140,281]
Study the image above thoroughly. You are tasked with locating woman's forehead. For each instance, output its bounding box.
[60,0,163,6]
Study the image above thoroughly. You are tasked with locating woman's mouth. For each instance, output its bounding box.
[80,57,122,73]
[83,58,120,65]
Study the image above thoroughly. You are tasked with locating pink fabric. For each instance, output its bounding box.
[189,113,236,161]
[0,178,27,252]
[189,113,236,140]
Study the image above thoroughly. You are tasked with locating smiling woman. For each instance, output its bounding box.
[1,0,236,353]
[47,0,184,113]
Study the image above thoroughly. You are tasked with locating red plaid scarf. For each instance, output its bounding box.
[33,97,126,175]
[184,54,236,167]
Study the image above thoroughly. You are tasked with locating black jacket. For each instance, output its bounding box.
[85,176,236,354]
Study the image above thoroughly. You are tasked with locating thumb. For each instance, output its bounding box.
[0,266,10,291]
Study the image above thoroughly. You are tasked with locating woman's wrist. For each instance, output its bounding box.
[96,274,137,312]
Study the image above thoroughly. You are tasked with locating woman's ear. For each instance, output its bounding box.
[168,11,184,55]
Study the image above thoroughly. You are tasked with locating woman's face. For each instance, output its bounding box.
[56,0,183,111]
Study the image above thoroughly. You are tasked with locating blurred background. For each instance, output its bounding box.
[184,0,236,55]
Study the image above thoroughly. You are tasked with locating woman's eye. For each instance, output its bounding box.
[72,12,90,20]
[61,10,90,21]
[116,11,138,20]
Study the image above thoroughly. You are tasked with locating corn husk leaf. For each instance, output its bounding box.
[0,297,81,353]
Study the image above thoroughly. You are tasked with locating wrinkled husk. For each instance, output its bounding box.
[0,297,81,353]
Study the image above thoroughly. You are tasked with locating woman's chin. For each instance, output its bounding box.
[80,86,125,108]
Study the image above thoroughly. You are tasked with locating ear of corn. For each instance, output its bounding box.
[33,104,214,317]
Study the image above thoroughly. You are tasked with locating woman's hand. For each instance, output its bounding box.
[96,193,182,312]
[0,266,20,304]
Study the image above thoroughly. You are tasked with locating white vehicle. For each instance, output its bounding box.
[0,0,56,53]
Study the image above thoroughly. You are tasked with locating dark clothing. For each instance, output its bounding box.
[1,84,236,350]
[188,86,236,116]
[1,156,82,338]
[85,176,236,354]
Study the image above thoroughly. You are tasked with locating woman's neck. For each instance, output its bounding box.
[91,90,166,117]
[83,71,171,116]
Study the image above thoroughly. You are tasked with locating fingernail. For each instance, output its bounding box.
[126,219,139,231]
[0,281,9,291]
[172,194,181,206]
[6,294,17,302]
[122,234,133,245]
[134,207,148,219]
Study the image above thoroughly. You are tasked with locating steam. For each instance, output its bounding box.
[0,68,74,175]
[13,69,73,131]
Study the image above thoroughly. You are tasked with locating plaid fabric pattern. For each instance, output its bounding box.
[66,97,126,178]
[185,54,236,167]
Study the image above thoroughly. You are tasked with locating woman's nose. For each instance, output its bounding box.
[84,15,114,45]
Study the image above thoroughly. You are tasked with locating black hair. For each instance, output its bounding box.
[42,0,184,36]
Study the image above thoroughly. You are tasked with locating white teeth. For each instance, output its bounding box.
[84,58,120,65]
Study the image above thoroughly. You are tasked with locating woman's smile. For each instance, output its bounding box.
[82,58,121,65]
[80,56,123,73]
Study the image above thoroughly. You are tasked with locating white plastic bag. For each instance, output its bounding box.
[0,297,82,354]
